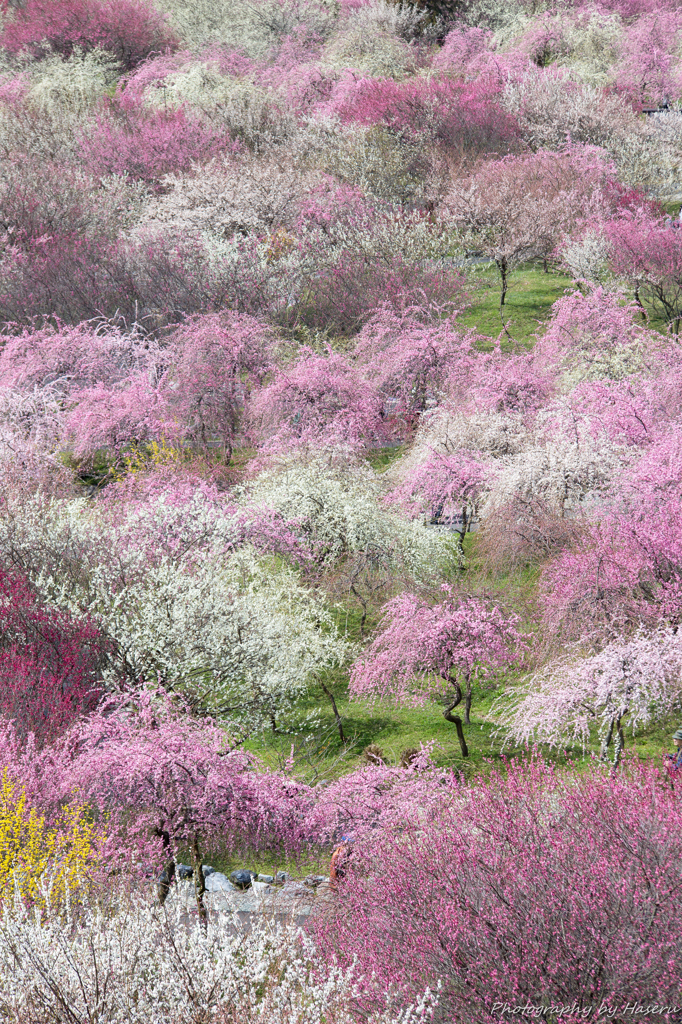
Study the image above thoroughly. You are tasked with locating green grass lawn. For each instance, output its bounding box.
[456,263,576,347]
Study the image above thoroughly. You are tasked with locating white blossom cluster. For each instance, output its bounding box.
[239,456,457,577]
[395,392,628,525]
[561,230,614,290]
[26,48,121,115]
[135,156,320,242]
[484,399,629,518]
[0,492,351,731]
[0,887,438,1024]
[155,0,338,55]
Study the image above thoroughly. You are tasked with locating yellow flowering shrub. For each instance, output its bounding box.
[116,436,184,480]
[0,772,99,912]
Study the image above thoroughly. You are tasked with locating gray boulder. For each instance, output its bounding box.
[230,869,257,889]
[257,873,274,883]
[204,871,236,893]
[176,863,193,880]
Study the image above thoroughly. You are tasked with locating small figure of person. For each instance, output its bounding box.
[329,835,353,890]
[667,728,682,769]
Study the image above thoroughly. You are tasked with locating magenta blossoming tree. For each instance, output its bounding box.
[0,567,107,745]
[249,348,386,454]
[312,757,682,1023]
[60,692,313,919]
[354,310,482,427]
[350,585,526,756]
[386,450,488,547]
[605,211,682,332]
[1,0,178,70]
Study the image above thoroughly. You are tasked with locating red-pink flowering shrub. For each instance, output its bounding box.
[311,757,682,1023]
[0,568,106,745]
[0,232,139,324]
[305,754,448,848]
[79,100,225,185]
[534,286,656,381]
[65,375,164,461]
[350,585,525,756]
[330,75,521,162]
[53,312,273,462]
[0,317,164,395]
[430,26,493,74]
[152,312,273,459]
[0,0,177,70]
[250,348,386,454]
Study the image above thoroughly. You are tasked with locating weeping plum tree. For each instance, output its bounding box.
[61,692,312,924]
[350,585,525,757]
[494,628,682,768]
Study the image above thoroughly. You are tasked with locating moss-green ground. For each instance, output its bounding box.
[456,263,575,347]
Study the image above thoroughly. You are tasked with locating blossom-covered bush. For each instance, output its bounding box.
[313,758,682,1023]
[1,0,178,70]
[0,891,437,1023]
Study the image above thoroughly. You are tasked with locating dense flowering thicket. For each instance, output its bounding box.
[313,758,682,1023]
[1,0,682,1018]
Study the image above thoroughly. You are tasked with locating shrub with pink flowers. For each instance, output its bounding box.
[312,757,682,1023]
[0,567,107,744]
[1,0,177,70]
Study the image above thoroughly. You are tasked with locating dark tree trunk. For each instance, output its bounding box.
[497,257,508,307]
[443,705,469,758]
[443,682,468,757]
[191,833,208,932]
[599,716,615,761]
[350,583,367,639]
[154,826,175,905]
[612,716,625,772]
[321,679,346,744]
[464,675,473,726]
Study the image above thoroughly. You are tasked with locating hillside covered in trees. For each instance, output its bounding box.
[0,0,681,1021]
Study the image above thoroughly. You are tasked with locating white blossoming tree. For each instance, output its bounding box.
[0,492,351,734]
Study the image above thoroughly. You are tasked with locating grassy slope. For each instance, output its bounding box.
[456,263,576,346]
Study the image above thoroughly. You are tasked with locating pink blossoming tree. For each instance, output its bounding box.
[350,585,526,756]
